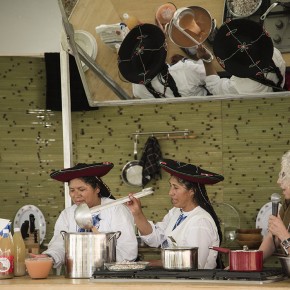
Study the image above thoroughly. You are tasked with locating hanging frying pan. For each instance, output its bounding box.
[121,135,143,187]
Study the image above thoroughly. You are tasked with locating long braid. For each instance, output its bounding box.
[250,60,285,92]
[144,65,181,98]
[178,178,223,243]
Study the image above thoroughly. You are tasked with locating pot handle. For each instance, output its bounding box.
[108,231,122,241]
[209,246,231,254]
[260,2,279,20]
[60,230,67,239]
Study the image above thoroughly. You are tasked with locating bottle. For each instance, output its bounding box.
[122,13,140,30]
[0,229,14,279]
[13,228,26,277]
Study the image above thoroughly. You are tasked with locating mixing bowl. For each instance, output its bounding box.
[25,257,53,279]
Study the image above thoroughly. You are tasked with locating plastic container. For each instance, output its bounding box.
[13,228,26,276]
[122,13,140,30]
[0,229,14,279]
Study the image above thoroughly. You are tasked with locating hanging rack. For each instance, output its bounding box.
[132,129,196,140]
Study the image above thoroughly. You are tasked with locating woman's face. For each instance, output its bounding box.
[277,170,290,200]
[168,176,195,211]
[69,178,100,208]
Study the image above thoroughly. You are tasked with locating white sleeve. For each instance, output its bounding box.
[205,74,239,95]
[139,212,172,247]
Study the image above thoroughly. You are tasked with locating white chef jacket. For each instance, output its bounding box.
[139,206,220,269]
[205,48,286,95]
[43,198,138,268]
[132,59,208,99]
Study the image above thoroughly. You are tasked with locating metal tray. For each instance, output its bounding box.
[104,262,149,271]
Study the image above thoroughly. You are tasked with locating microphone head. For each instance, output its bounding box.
[271,193,281,204]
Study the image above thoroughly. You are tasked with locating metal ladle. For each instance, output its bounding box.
[74,187,154,229]
[168,236,178,247]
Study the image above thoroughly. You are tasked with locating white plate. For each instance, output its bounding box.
[74,30,98,72]
[256,201,282,237]
[13,205,46,244]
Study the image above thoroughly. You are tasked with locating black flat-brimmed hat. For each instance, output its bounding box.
[159,159,224,184]
[118,23,167,84]
[213,19,274,78]
[50,162,114,182]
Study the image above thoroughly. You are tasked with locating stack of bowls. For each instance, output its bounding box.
[236,228,263,249]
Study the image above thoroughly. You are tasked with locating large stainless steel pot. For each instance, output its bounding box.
[210,246,263,272]
[61,231,121,278]
[161,247,198,270]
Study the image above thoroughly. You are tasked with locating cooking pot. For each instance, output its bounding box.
[166,6,214,60]
[161,247,198,270]
[61,231,121,278]
[210,246,263,272]
[121,135,143,187]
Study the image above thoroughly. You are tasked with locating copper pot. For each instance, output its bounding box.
[210,246,263,272]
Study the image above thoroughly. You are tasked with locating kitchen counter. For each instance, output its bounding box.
[0,275,290,289]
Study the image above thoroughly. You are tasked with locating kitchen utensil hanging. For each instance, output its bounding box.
[121,135,143,187]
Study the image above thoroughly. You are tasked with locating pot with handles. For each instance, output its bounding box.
[210,246,263,272]
[161,247,198,270]
[61,231,121,278]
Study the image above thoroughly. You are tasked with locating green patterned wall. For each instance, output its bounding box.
[0,57,290,267]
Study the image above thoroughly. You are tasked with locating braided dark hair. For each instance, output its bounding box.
[177,178,223,244]
[250,60,285,92]
[144,65,181,98]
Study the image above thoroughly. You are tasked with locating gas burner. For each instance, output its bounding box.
[223,0,290,53]
[92,267,285,283]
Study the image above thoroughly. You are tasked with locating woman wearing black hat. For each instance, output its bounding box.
[126,159,223,269]
[33,162,138,268]
[196,19,286,95]
[118,23,209,98]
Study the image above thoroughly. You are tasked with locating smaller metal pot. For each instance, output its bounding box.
[210,246,263,272]
[161,247,198,270]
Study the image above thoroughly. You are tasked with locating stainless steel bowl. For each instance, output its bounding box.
[226,0,262,18]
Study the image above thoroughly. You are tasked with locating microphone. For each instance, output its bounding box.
[271,193,281,216]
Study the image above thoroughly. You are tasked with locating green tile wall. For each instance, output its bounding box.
[0,57,290,267]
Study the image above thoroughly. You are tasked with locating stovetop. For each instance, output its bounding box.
[92,267,286,283]
[223,0,290,52]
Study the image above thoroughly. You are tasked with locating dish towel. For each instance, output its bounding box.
[140,136,163,187]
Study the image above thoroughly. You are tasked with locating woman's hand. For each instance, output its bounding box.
[196,45,211,61]
[268,215,289,241]
[126,193,142,216]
